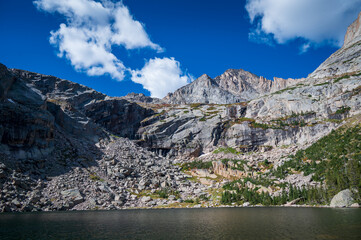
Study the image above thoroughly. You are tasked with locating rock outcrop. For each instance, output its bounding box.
[330,189,354,208]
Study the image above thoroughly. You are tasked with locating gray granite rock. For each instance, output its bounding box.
[330,189,354,208]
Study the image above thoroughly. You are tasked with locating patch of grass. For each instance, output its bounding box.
[334,106,351,115]
[351,85,361,97]
[154,110,166,117]
[181,160,213,171]
[250,122,274,130]
[190,103,202,108]
[156,188,180,199]
[206,111,219,115]
[199,117,206,121]
[183,110,189,114]
[272,86,298,95]
[213,147,239,154]
[89,173,104,182]
[334,75,350,83]
[220,158,246,171]
[314,82,330,87]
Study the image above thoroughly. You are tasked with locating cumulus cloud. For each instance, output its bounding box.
[34,0,162,80]
[245,0,361,51]
[132,58,193,98]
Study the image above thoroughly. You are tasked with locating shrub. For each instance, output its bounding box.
[181,160,213,171]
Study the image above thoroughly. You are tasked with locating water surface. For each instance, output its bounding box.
[1,208,361,239]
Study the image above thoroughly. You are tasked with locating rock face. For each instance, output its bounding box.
[137,102,341,158]
[163,74,244,104]
[0,65,55,159]
[10,69,154,139]
[330,189,354,208]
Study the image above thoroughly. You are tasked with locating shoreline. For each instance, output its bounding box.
[1,204,359,214]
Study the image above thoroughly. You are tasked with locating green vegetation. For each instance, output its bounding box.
[250,121,279,130]
[272,86,298,95]
[272,122,361,201]
[156,188,180,199]
[154,110,166,117]
[181,160,213,171]
[220,159,246,171]
[221,181,329,206]
[110,133,120,138]
[314,81,330,87]
[199,117,206,121]
[334,75,350,83]
[190,103,202,108]
[89,173,103,182]
[351,85,361,97]
[213,147,239,154]
[334,106,351,115]
[183,110,189,114]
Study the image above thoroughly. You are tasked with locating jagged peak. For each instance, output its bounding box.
[344,11,361,47]
[198,73,212,80]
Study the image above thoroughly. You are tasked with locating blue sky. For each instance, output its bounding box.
[1,0,360,98]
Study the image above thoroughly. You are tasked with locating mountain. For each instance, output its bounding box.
[163,66,300,104]
[1,12,361,212]
[163,74,245,104]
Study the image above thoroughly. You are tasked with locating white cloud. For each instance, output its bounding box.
[132,57,193,98]
[246,0,361,50]
[299,42,311,54]
[34,0,161,80]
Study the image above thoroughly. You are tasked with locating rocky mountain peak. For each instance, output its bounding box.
[310,11,361,79]
[344,12,361,47]
[120,92,163,104]
[162,73,244,104]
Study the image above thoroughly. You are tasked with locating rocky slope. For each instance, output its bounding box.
[0,64,211,212]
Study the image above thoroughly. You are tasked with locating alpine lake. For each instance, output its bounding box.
[1,207,361,239]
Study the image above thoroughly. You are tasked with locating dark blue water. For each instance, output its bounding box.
[0,208,361,239]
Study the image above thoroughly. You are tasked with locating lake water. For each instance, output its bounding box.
[0,208,361,239]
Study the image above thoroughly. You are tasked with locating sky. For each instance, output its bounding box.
[0,0,360,98]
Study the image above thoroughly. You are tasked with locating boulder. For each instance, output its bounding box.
[61,188,84,205]
[330,189,354,208]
